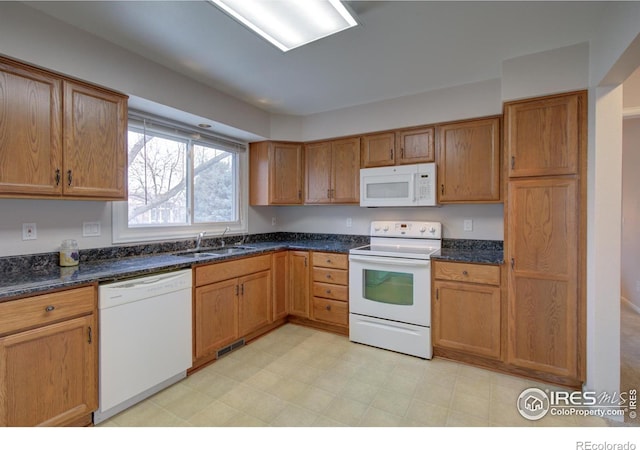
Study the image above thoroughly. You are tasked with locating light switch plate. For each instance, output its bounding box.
[463,219,473,232]
[22,223,37,240]
[83,221,101,237]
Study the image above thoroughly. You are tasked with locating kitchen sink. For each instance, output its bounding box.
[174,245,256,258]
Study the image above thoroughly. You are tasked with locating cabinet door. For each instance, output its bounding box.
[331,137,360,203]
[269,142,304,204]
[272,252,289,321]
[238,269,272,336]
[63,81,127,199]
[194,279,238,360]
[305,141,332,204]
[507,177,579,378]
[437,117,501,203]
[289,251,310,318]
[361,132,395,168]
[505,92,584,178]
[396,126,434,164]
[0,58,62,196]
[433,281,501,359]
[0,315,97,426]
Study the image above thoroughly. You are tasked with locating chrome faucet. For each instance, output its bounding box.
[219,226,230,247]
[196,231,206,250]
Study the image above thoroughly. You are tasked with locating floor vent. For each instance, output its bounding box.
[216,339,245,359]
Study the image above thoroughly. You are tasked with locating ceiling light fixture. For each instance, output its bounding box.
[210,0,358,52]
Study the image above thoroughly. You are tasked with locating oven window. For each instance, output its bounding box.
[363,269,413,305]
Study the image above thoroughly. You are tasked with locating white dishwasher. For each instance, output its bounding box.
[94,269,192,424]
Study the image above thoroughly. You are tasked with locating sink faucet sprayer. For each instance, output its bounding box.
[220,226,230,247]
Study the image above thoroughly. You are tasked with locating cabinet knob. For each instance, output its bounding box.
[462,270,468,276]
[45,305,55,312]
[326,274,332,279]
[325,305,331,311]
[326,289,332,294]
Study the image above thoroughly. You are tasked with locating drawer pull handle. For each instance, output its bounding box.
[326,259,332,264]
[325,305,331,311]
[326,289,332,294]
[45,305,55,312]
[326,274,332,279]
[88,326,92,344]
[462,271,468,276]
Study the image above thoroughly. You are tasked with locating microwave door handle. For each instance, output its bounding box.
[349,255,430,267]
[412,173,417,202]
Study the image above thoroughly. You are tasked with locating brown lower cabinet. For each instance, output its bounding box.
[193,255,272,369]
[433,261,502,361]
[0,285,98,427]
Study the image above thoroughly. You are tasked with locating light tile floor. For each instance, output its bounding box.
[98,324,614,427]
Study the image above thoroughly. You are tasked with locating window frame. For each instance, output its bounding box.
[112,114,249,245]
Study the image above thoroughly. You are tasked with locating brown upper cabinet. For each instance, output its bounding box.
[305,137,360,204]
[504,91,585,178]
[0,56,128,200]
[437,116,501,203]
[250,141,304,205]
[396,126,435,165]
[362,127,434,168]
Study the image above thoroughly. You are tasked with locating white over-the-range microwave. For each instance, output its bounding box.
[360,163,436,207]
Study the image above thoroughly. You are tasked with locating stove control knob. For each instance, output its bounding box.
[374,226,381,232]
[383,225,389,232]
[429,227,437,234]
[420,226,427,233]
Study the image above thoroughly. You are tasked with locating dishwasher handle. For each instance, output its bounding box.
[115,271,190,289]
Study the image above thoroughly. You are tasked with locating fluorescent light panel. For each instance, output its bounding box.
[210,0,358,52]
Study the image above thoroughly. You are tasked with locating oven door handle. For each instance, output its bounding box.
[349,255,430,267]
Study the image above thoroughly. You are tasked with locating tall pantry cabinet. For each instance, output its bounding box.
[503,91,587,386]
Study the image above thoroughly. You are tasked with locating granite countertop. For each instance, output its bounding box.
[431,238,504,265]
[0,236,365,302]
[0,233,503,301]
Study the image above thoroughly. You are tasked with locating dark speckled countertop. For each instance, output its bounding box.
[0,233,503,301]
[432,238,504,265]
[0,234,366,301]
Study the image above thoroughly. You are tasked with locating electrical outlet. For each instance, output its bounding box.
[22,223,37,240]
[463,219,473,232]
[83,221,101,237]
[346,217,352,228]
[271,217,277,226]
[636,281,640,293]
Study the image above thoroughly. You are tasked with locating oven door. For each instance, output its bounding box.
[349,254,431,326]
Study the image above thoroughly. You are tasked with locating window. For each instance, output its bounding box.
[112,112,247,243]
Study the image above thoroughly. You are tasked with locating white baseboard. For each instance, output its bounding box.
[621,296,640,314]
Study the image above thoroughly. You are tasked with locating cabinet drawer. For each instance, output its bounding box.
[434,261,500,286]
[312,297,348,326]
[0,286,95,336]
[313,282,348,301]
[312,252,348,270]
[313,267,348,285]
[195,254,271,286]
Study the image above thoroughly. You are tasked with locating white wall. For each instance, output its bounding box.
[584,0,640,408]
[501,42,589,101]
[298,79,502,142]
[621,118,640,310]
[274,204,504,241]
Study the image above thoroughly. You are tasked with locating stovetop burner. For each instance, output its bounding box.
[349,221,442,260]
